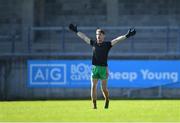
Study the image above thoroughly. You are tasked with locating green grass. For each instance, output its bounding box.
[0,100,180,122]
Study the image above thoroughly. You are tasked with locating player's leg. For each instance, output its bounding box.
[91,78,98,109]
[101,79,109,109]
[99,66,109,108]
[91,65,100,109]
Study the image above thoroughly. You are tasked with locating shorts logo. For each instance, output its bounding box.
[28,61,66,87]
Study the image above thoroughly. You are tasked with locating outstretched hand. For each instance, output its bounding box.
[69,24,78,33]
[125,28,136,38]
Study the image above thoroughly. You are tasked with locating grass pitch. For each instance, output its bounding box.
[0,100,180,122]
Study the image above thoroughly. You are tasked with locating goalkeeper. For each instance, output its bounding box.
[69,24,136,109]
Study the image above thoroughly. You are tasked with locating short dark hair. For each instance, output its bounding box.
[96,29,105,35]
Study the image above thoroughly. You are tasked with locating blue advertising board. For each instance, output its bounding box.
[28,60,180,88]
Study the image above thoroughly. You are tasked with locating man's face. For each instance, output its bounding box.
[96,31,105,43]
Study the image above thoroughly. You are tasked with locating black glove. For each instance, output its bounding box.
[125,28,136,38]
[69,24,78,33]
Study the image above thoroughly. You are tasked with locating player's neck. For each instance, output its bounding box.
[97,40,103,44]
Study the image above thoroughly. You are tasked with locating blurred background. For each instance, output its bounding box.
[0,0,180,101]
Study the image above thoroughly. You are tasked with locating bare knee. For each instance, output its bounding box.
[91,79,98,90]
[101,80,108,91]
[101,86,108,93]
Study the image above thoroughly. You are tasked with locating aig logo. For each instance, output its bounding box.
[28,61,66,87]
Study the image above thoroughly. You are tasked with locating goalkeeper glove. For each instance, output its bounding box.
[125,28,136,38]
[69,24,78,33]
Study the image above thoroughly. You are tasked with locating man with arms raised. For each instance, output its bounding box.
[69,24,136,109]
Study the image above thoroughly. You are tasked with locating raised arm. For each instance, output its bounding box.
[111,28,136,46]
[69,24,91,45]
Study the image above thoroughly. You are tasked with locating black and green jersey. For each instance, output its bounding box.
[90,40,112,66]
